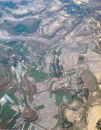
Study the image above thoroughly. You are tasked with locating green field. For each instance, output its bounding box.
[55,92,73,106]
[0,69,3,77]
[29,68,48,82]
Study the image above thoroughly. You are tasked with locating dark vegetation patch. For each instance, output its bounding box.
[0,1,18,9]
[20,1,27,5]
[0,18,41,35]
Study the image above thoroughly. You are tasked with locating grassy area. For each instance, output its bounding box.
[8,68,12,81]
[0,48,5,55]
[0,93,4,98]
[21,87,28,105]
[7,112,21,129]
[55,92,73,106]
[29,68,48,82]
[31,20,41,33]
[52,49,61,56]
[49,81,56,90]
[14,20,41,35]
[13,73,18,83]
[55,93,63,106]
[49,81,56,97]
[0,69,3,77]
[14,24,28,34]
[1,102,16,122]
[53,114,59,119]
[23,47,29,55]
[0,1,18,9]
[49,58,63,78]
[0,12,2,17]
[31,62,37,68]
[35,105,44,111]
[24,122,30,130]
